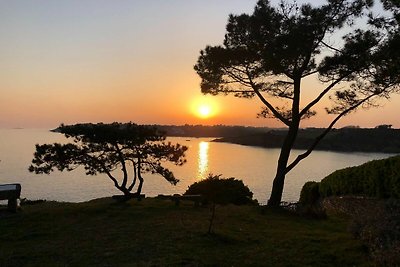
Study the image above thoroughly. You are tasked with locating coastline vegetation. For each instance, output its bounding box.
[300,155,400,201]
[213,126,400,153]
[299,155,400,266]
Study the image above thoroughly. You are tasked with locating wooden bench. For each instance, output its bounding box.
[0,183,21,212]
[173,194,204,207]
[112,193,145,201]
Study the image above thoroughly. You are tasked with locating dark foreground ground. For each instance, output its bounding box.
[0,198,369,267]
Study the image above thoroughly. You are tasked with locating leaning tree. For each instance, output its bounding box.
[29,122,188,200]
[194,0,400,206]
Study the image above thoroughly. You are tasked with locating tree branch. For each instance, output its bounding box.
[285,92,380,174]
[81,152,122,190]
[321,40,342,53]
[246,69,291,126]
[103,169,122,191]
[222,67,252,87]
[253,86,291,126]
[299,76,348,118]
[220,89,255,94]
[127,159,137,191]
[115,143,129,189]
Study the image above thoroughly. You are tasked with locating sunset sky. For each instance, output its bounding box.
[1,0,399,129]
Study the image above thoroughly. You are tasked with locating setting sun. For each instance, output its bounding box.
[198,104,212,118]
[190,96,219,120]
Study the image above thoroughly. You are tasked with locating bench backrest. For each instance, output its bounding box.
[0,183,21,200]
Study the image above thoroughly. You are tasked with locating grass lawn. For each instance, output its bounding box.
[0,198,369,267]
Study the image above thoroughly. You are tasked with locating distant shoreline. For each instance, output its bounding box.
[50,124,400,153]
[212,127,400,153]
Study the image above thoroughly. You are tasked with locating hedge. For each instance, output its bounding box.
[318,155,400,199]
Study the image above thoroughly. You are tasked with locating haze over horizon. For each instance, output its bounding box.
[1,0,399,129]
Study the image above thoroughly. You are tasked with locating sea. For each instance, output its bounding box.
[0,129,396,204]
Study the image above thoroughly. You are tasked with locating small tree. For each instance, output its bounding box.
[195,0,400,206]
[185,174,255,205]
[185,174,255,233]
[29,122,188,200]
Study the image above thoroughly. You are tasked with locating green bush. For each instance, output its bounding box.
[299,181,320,206]
[298,181,326,218]
[184,174,256,205]
[319,155,400,199]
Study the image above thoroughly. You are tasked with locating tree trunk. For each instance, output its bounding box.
[112,187,134,202]
[136,174,144,196]
[268,119,302,206]
[136,161,144,199]
[268,77,301,207]
[267,141,292,207]
[268,169,287,207]
[268,123,301,207]
[208,203,216,234]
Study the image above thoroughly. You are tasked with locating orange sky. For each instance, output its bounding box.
[1,0,398,129]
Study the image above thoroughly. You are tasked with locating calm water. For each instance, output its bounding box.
[0,129,396,204]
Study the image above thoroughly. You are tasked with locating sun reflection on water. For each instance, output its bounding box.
[198,141,209,179]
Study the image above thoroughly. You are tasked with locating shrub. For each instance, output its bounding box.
[319,155,400,199]
[184,174,255,205]
[298,181,326,218]
[299,181,320,206]
[185,174,256,234]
